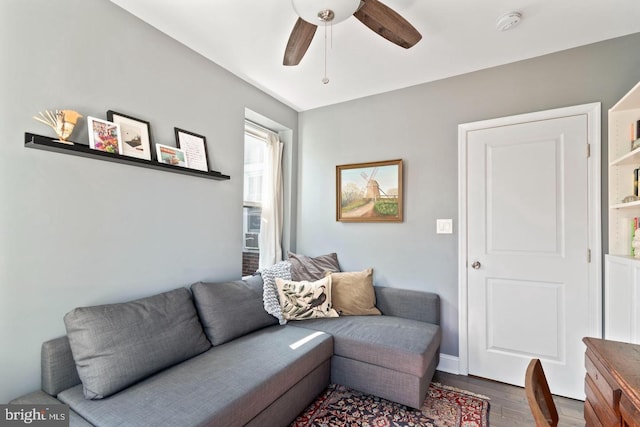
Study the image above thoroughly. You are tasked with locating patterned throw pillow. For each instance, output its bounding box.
[275,276,339,320]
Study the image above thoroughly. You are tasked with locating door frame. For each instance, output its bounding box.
[457,103,602,375]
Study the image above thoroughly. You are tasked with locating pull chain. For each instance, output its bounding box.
[322,20,330,84]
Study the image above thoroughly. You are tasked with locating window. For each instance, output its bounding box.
[243,131,265,206]
[242,122,267,275]
[243,206,261,251]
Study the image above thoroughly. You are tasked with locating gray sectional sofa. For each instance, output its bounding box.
[10,275,441,427]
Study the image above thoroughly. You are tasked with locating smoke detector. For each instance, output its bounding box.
[496,12,522,31]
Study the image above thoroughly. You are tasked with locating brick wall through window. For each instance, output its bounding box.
[242,252,260,277]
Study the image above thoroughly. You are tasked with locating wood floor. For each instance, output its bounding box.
[433,371,585,426]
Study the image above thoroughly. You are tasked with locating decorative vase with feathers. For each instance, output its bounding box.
[33,110,82,144]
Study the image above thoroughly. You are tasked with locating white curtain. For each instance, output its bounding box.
[258,132,284,269]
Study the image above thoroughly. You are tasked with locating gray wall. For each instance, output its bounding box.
[297,32,640,357]
[0,0,297,403]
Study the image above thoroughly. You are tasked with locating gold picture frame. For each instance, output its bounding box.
[336,159,403,222]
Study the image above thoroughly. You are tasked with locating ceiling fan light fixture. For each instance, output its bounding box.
[317,9,335,22]
[292,0,360,24]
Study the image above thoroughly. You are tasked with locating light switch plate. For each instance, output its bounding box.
[436,219,453,234]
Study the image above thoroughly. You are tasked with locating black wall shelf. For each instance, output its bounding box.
[24,133,230,181]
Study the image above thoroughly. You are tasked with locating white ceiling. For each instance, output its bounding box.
[110,0,640,112]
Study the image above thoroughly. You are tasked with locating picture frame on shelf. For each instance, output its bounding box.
[174,127,209,172]
[336,159,403,223]
[106,110,153,160]
[156,143,187,168]
[87,117,122,154]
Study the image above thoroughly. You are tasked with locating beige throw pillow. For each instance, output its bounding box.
[328,268,381,316]
[275,276,339,320]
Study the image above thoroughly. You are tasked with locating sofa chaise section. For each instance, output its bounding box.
[56,325,332,427]
[294,286,441,408]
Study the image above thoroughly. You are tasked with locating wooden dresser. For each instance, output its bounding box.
[583,337,640,427]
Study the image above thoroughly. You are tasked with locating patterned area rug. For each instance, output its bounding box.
[290,383,490,427]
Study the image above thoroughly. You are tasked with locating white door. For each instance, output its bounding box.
[459,104,601,400]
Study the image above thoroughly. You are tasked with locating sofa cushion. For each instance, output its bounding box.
[63,287,211,399]
[328,269,381,316]
[295,316,441,377]
[191,276,278,346]
[288,252,341,281]
[10,390,64,405]
[276,276,339,320]
[374,286,440,325]
[58,325,333,427]
[10,391,93,427]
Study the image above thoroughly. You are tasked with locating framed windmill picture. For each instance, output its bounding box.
[336,159,403,222]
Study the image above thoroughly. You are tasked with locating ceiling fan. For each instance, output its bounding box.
[283,0,422,66]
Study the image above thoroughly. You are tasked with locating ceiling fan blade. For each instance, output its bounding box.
[354,0,422,49]
[283,18,318,66]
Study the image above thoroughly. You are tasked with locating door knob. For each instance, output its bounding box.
[471,261,481,269]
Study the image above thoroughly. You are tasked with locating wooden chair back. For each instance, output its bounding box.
[525,358,559,427]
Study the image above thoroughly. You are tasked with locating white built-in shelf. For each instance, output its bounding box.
[606,81,640,344]
[610,200,640,210]
[610,145,640,167]
[611,81,640,112]
[608,81,640,257]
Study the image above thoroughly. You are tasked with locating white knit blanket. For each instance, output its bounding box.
[260,261,292,325]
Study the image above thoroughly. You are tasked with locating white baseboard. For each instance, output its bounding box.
[436,353,460,375]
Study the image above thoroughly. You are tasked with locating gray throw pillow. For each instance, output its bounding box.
[191,276,278,346]
[64,287,211,400]
[289,252,341,281]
